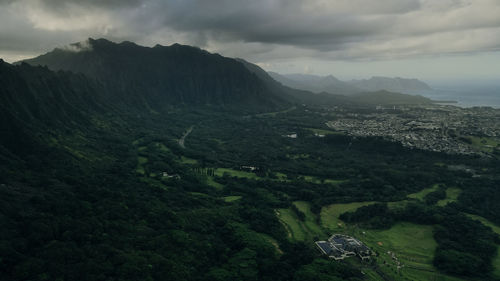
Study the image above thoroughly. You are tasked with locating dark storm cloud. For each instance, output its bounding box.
[0,0,499,62]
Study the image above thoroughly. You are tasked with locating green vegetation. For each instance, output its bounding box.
[223,195,242,202]
[5,39,500,281]
[180,156,197,164]
[277,202,324,241]
[254,106,296,117]
[353,222,463,281]
[407,184,440,200]
[301,175,346,185]
[320,202,375,231]
[316,200,466,280]
[437,188,461,206]
[207,176,224,190]
[215,168,259,179]
[463,214,500,278]
[466,214,500,235]
[293,201,324,236]
[136,156,148,175]
[365,223,437,265]
[463,136,500,153]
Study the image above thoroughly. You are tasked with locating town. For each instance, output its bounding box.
[326,104,500,156]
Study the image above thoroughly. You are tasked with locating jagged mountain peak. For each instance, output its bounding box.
[21,38,289,109]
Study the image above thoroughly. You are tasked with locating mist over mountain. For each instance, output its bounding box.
[269,72,360,95]
[269,72,432,95]
[268,71,434,105]
[350,76,432,92]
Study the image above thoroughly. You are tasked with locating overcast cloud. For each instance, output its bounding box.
[1,0,499,80]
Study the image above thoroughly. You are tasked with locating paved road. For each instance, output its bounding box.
[179,126,193,148]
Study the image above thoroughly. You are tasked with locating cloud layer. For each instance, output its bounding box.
[1,0,500,66]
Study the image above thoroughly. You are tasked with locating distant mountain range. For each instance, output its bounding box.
[3,37,435,129]
[351,76,432,92]
[269,72,432,96]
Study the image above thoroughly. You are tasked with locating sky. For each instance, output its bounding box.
[1,0,500,82]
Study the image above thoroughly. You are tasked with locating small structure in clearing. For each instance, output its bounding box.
[315,234,371,260]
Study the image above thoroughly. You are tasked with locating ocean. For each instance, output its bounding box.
[414,84,500,108]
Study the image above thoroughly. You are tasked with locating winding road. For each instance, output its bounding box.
[178,126,193,148]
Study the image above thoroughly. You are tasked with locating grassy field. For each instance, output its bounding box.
[319,201,466,281]
[436,187,461,206]
[320,201,375,231]
[223,195,242,202]
[301,175,346,185]
[136,156,148,175]
[155,142,170,152]
[276,201,325,241]
[387,200,409,211]
[354,223,459,281]
[347,222,464,281]
[464,136,500,153]
[293,201,325,236]
[465,214,500,278]
[407,184,439,200]
[275,172,288,181]
[277,199,466,280]
[215,168,259,179]
[180,156,197,164]
[206,176,224,190]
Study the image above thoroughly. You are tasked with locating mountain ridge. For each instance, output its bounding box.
[21,38,288,111]
[269,72,432,95]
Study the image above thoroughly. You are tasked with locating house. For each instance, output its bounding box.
[315,234,371,260]
[162,172,180,179]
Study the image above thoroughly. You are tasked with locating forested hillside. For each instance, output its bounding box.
[1,41,500,281]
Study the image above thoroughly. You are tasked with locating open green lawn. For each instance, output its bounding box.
[206,176,224,190]
[136,156,148,175]
[215,168,259,179]
[278,199,466,281]
[223,195,242,202]
[301,175,346,185]
[363,223,437,265]
[276,208,306,241]
[436,188,461,206]
[464,214,500,278]
[293,201,325,237]
[351,223,463,281]
[407,184,440,200]
[155,142,170,152]
[276,201,324,241]
[320,201,375,231]
[466,214,500,235]
[387,200,409,211]
[464,136,500,153]
[275,172,288,181]
[180,156,197,164]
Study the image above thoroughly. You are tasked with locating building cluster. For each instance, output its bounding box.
[315,234,371,260]
[326,105,500,156]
